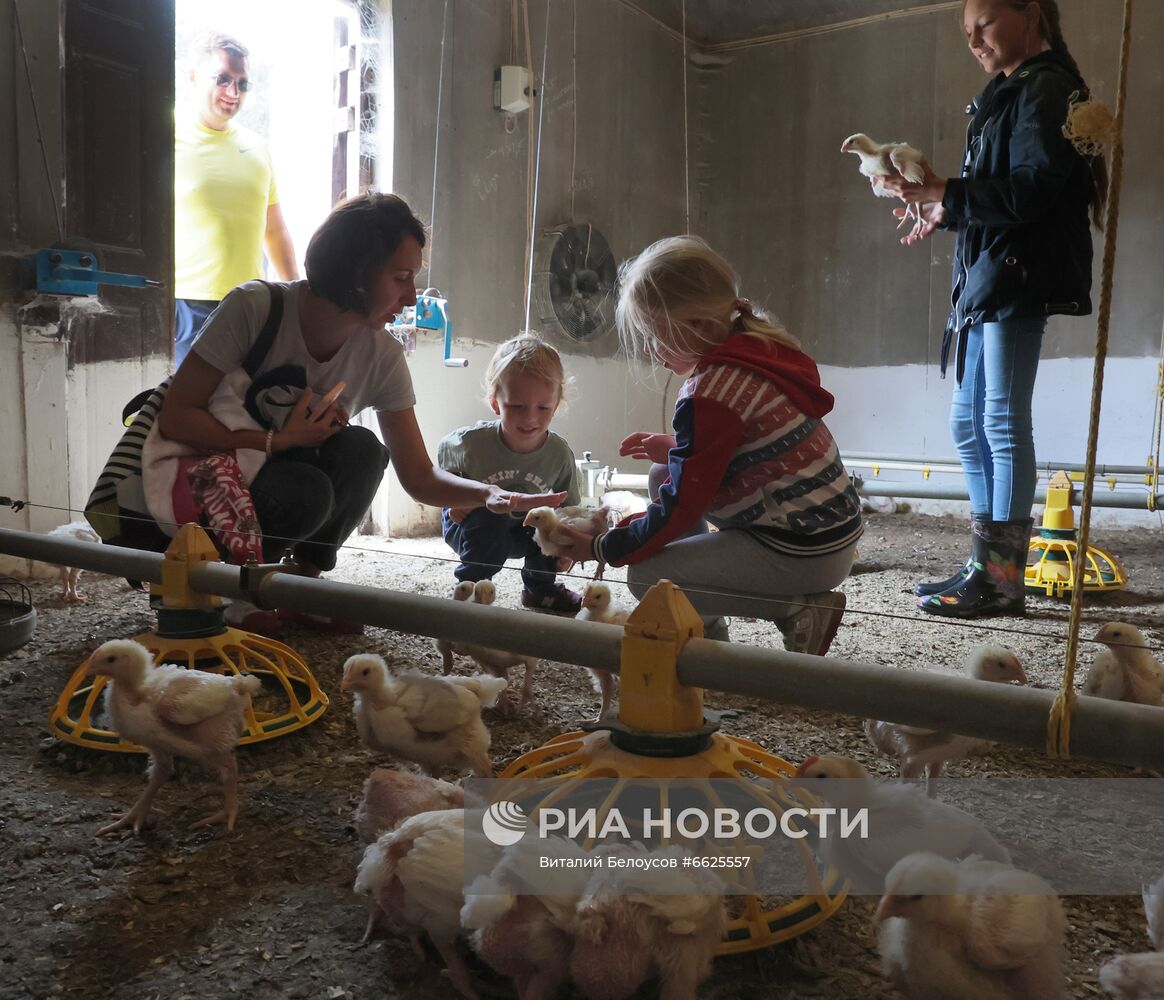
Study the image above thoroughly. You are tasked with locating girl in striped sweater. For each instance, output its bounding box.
[561,236,862,655]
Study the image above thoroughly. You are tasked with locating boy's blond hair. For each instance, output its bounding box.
[483,333,572,409]
[615,235,800,370]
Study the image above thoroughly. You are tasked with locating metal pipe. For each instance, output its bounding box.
[855,479,1164,509]
[190,563,626,671]
[601,472,1161,509]
[843,452,1155,477]
[0,528,163,583]
[4,527,1163,770]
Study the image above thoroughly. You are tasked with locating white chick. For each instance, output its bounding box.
[864,644,1028,795]
[1099,953,1164,999]
[341,653,506,777]
[793,754,1010,893]
[356,808,499,999]
[569,846,726,1000]
[353,767,465,844]
[523,504,610,577]
[45,521,101,602]
[1146,873,1164,951]
[600,490,649,525]
[1083,623,1164,706]
[84,639,261,834]
[1097,875,1164,997]
[462,836,594,1000]
[841,132,927,229]
[876,851,1066,1000]
[436,580,540,715]
[575,582,633,721]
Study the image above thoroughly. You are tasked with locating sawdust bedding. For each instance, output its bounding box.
[1,510,1160,998]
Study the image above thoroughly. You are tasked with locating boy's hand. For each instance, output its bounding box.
[619,431,676,465]
[484,489,568,515]
[447,507,475,524]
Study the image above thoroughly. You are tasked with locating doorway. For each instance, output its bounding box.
[174,0,383,265]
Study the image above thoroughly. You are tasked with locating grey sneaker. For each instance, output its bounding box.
[777,592,846,656]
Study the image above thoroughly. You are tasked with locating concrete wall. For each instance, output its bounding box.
[381,0,690,533]
[693,1,1164,480]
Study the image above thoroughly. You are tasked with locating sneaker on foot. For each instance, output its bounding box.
[779,592,846,657]
[520,583,582,616]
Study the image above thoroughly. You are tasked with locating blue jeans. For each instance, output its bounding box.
[174,298,219,368]
[249,425,388,572]
[442,508,558,596]
[949,319,1046,521]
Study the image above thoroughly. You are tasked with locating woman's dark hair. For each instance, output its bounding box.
[969,0,1108,230]
[305,192,427,314]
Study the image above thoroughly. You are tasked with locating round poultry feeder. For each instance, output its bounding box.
[1025,471,1126,597]
[496,728,847,954]
[491,580,847,956]
[0,576,37,654]
[49,605,329,753]
[47,525,329,753]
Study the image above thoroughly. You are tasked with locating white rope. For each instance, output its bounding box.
[428,0,452,287]
[570,0,578,221]
[523,1,552,334]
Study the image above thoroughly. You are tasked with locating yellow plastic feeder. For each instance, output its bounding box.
[494,580,846,955]
[48,524,329,753]
[1026,471,1127,598]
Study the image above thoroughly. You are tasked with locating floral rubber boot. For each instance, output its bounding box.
[917,518,1031,618]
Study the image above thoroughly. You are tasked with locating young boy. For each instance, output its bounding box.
[437,334,582,615]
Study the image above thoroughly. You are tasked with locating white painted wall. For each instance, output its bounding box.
[822,354,1164,527]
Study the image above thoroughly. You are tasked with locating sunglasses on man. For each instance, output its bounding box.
[211,73,252,92]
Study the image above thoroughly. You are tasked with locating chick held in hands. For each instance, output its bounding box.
[523,504,610,576]
[841,132,928,229]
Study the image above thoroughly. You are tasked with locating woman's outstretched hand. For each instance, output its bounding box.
[483,489,568,515]
[619,432,676,465]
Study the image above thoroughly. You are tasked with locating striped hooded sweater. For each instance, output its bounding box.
[594,333,862,568]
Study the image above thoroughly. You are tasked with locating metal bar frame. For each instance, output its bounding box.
[2,526,1162,770]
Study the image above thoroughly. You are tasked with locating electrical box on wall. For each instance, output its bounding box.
[494,65,531,113]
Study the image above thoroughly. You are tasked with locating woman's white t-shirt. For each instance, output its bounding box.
[192,279,416,417]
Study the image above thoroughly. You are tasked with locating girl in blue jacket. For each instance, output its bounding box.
[880,0,1106,619]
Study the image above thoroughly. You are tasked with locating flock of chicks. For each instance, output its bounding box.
[80,571,1164,998]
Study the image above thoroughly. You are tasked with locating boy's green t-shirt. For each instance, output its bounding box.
[437,420,581,512]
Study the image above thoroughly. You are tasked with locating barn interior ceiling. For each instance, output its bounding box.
[624,0,958,47]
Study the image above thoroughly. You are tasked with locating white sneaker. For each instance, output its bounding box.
[777,592,846,656]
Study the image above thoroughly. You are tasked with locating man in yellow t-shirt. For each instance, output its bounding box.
[174,32,299,366]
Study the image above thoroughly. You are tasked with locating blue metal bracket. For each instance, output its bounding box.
[25,249,162,297]
[393,289,467,368]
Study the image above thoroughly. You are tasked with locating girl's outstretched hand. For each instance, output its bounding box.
[619,432,676,465]
[484,489,567,515]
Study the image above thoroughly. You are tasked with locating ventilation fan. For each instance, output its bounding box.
[532,223,617,342]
